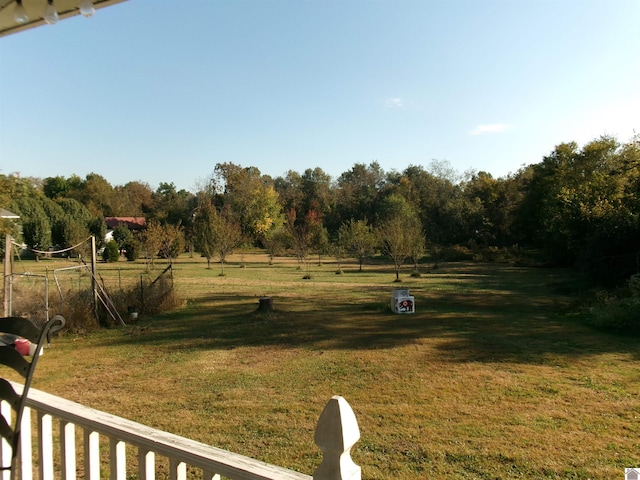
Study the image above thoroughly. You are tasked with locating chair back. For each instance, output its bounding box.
[0,315,65,480]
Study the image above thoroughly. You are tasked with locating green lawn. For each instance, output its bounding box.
[11,253,640,479]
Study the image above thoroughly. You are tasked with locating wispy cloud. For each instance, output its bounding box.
[470,124,512,136]
[385,97,404,109]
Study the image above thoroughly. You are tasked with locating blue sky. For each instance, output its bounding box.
[1,0,638,192]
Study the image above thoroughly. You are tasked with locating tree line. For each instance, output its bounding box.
[1,134,639,286]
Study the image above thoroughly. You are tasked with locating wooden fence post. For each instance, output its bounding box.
[3,233,11,317]
[313,396,361,480]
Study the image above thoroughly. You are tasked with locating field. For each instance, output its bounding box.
[6,252,640,479]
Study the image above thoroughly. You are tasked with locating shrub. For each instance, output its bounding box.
[50,288,97,333]
[438,245,473,262]
[102,240,120,262]
[125,239,140,261]
[582,275,640,335]
[628,274,640,297]
[473,246,521,263]
[583,296,640,334]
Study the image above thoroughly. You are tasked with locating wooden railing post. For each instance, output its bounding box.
[313,396,361,480]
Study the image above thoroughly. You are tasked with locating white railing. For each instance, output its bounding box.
[1,385,361,480]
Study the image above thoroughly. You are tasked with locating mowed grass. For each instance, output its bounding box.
[13,253,640,479]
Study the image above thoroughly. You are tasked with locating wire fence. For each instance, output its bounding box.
[7,261,176,331]
[4,234,180,332]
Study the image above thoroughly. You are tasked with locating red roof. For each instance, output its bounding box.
[105,217,147,230]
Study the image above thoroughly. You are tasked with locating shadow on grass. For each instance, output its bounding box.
[97,264,640,364]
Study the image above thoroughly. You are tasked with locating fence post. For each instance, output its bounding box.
[3,233,11,316]
[313,396,361,480]
[140,275,144,313]
[91,236,99,325]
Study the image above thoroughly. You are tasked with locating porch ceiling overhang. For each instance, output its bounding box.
[0,0,127,38]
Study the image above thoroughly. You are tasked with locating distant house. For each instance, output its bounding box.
[0,208,20,220]
[104,217,146,242]
[0,208,22,250]
[0,207,20,235]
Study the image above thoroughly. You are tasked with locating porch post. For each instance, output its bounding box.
[313,396,361,480]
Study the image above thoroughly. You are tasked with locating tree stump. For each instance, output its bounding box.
[257,297,274,312]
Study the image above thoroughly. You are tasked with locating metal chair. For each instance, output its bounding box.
[0,315,65,480]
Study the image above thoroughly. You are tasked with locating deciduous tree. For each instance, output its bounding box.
[334,162,385,228]
[213,163,283,243]
[307,211,329,265]
[193,199,242,273]
[285,208,310,267]
[515,135,640,285]
[141,221,164,267]
[338,218,377,271]
[378,194,425,281]
[193,199,218,269]
[262,226,290,265]
[212,208,242,275]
